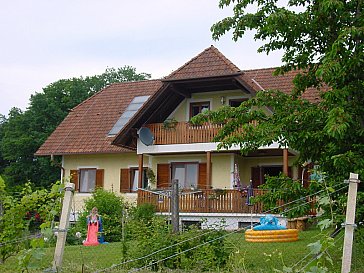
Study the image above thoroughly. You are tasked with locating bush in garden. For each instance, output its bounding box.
[0,181,63,263]
[128,203,156,223]
[251,174,312,219]
[71,188,125,243]
[126,215,230,271]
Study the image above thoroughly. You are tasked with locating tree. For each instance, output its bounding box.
[0,66,151,189]
[204,0,364,180]
[0,115,9,175]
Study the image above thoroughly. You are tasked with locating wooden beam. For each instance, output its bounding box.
[170,84,191,98]
[138,154,143,188]
[283,149,289,176]
[206,151,212,189]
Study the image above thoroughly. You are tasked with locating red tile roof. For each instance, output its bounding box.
[36,80,162,155]
[36,47,322,156]
[165,45,242,80]
[243,68,322,102]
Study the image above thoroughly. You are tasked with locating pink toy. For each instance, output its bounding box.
[83,207,100,246]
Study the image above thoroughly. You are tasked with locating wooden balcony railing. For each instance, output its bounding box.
[146,122,223,145]
[137,189,266,214]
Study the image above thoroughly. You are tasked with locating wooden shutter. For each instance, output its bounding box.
[157,164,170,189]
[251,167,262,188]
[288,167,292,179]
[120,168,131,193]
[198,163,207,189]
[70,170,79,191]
[96,169,104,189]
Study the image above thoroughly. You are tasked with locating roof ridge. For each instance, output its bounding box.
[243,67,278,72]
[71,79,162,111]
[210,46,241,72]
[165,46,212,79]
[71,84,111,112]
[111,78,161,85]
[165,45,242,80]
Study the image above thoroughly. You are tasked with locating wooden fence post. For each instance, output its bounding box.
[52,183,75,271]
[171,179,179,233]
[341,173,360,273]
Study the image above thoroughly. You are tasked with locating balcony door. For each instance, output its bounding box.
[251,165,292,188]
[171,163,198,189]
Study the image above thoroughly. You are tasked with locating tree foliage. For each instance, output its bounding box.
[203,0,364,181]
[0,66,151,189]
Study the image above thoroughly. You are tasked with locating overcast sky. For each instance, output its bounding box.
[0,0,283,116]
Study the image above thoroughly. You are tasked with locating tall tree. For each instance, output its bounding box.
[0,66,151,189]
[204,0,364,180]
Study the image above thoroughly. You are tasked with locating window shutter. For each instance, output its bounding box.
[251,167,262,188]
[70,170,79,191]
[288,167,292,179]
[96,169,104,189]
[120,168,130,193]
[157,164,170,188]
[198,163,207,189]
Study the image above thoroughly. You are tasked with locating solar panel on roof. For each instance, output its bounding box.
[108,95,150,136]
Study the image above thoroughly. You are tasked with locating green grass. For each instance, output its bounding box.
[0,227,363,273]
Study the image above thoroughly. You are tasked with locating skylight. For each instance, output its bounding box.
[108,95,150,136]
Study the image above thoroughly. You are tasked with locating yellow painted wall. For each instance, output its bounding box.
[170,90,250,122]
[211,154,232,189]
[63,153,147,208]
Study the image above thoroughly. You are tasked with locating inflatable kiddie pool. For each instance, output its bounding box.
[244,215,299,243]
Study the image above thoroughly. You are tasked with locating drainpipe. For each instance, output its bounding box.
[51,154,66,182]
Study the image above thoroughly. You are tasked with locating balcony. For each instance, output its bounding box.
[145,122,223,145]
[137,189,266,214]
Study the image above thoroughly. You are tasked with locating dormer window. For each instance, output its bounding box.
[190,101,210,118]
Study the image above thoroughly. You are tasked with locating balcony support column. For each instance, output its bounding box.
[206,151,212,189]
[138,154,143,188]
[283,148,289,176]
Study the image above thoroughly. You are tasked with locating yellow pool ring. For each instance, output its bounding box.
[244,229,299,243]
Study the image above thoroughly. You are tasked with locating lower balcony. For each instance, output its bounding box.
[137,189,266,214]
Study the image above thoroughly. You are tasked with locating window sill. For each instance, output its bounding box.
[76,192,93,196]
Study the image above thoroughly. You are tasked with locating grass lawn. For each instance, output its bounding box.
[0,227,362,273]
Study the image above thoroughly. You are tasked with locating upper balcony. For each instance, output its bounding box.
[145,122,224,145]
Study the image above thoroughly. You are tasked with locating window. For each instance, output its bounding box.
[130,168,148,192]
[182,220,202,230]
[190,102,210,118]
[70,169,104,193]
[171,163,198,189]
[79,169,96,193]
[251,165,291,188]
[229,98,248,107]
[120,168,148,193]
[108,95,150,136]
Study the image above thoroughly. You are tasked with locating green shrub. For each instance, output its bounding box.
[129,203,156,223]
[0,182,62,263]
[251,174,311,218]
[71,188,125,243]
[126,217,230,271]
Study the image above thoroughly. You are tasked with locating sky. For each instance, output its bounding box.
[0,0,283,116]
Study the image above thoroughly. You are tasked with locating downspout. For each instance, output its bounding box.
[51,154,66,182]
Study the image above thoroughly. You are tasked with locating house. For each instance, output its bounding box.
[36,46,319,229]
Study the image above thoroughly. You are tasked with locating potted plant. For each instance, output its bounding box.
[146,168,156,189]
[162,118,178,129]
